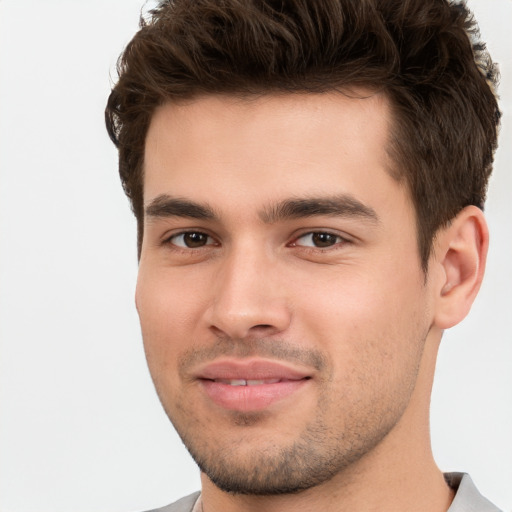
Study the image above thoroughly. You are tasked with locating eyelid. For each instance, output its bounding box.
[162,229,218,248]
[289,230,351,248]
[159,228,352,249]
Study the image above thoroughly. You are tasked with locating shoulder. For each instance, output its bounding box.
[144,492,201,512]
[446,473,502,512]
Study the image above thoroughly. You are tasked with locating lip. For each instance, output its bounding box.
[196,358,312,381]
[195,358,312,412]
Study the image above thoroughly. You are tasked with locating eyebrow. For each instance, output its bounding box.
[260,195,379,224]
[144,194,379,225]
[145,195,216,220]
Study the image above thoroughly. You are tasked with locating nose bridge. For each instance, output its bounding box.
[207,238,290,338]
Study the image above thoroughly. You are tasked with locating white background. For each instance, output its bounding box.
[0,1,510,511]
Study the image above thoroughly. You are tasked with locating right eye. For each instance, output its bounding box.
[166,231,216,249]
[293,231,345,248]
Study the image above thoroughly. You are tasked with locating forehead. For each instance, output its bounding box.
[143,92,399,213]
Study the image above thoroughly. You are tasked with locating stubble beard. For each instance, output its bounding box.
[160,381,412,496]
[151,336,425,496]
[174,403,394,496]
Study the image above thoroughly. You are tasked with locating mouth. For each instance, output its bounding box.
[195,359,312,412]
[210,378,291,386]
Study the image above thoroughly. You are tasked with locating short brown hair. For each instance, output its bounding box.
[105,0,500,269]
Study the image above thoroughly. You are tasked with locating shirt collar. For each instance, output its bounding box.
[445,473,502,512]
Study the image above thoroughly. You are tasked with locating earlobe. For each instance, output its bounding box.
[433,206,489,329]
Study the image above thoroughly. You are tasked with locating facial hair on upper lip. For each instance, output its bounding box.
[177,337,328,382]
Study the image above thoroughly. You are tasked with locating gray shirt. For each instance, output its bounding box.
[444,473,502,512]
[147,473,502,512]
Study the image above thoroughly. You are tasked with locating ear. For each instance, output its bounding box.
[432,205,489,329]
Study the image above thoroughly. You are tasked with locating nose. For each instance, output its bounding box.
[204,245,292,340]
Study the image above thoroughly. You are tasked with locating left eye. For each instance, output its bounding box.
[293,232,344,248]
[168,232,215,248]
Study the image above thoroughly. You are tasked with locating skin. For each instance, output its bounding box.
[136,92,488,512]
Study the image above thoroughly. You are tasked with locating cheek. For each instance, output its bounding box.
[135,268,205,374]
[137,262,208,327]
[293,264,428,373]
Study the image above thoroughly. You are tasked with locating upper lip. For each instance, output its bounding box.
[195,358,312,381]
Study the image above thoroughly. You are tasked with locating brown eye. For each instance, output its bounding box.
[170,232,213,248]
[294,232,344,248]
[311,233,339,247]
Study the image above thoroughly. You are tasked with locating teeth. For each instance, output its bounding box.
[215,379,281,386]
[229,379,247,386]
[247,379,280,385]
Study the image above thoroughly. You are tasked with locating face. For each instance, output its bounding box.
[137,93,435,495]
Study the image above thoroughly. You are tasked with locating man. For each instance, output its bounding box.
[105,0,501,511]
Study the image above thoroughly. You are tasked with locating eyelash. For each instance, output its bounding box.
[163,231,217,250]
[162,230,350,251]
[290,231,348,250]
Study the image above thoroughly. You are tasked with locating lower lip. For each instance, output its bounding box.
[200,379,309,412]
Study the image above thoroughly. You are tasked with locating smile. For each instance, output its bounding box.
[194,359,313,412]
[212,378,282,386]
